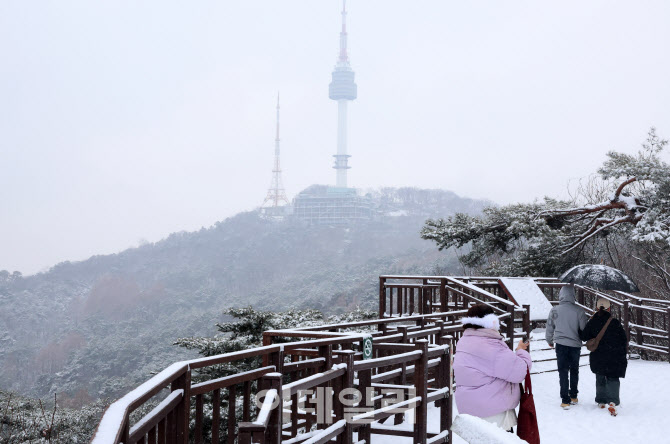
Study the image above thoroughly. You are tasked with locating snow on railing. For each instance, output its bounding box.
[253,388,278,426]
[447,277,518,308]
[91,361,188,443]
[128,389,183,441]
[452,414,527,444]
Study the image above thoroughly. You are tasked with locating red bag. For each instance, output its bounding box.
[517,367,540,444]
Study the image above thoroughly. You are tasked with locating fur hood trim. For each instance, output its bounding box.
[461,314,500,331]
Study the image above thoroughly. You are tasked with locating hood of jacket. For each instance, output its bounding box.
[462,328,503,340]
[559,285,576,304]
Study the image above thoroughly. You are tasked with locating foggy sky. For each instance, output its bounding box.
[1,1,669,274]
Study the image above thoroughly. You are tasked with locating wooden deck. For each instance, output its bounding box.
[90,275,669,444]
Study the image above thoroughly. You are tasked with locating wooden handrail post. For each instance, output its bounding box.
[319,344,333,370]
[435,320,444,346]
[262,333,273,367]
[269,347,284,375]
[389,288,394,317]
[357,368,372,444]
[437,347,449,429]
[239,427,251,444]
[120,417,130,444]
[395,325,410,425]
[263,374,282,444]
[440,278,447,313]
[195,394,204,444]
[398,325,409,344]
[506,304,515,350]
[623,299,631,347]
[636,303,644,346]
[522,304,531,354]
[446,342,454,444]
[170,369,190,444]
[212,389,221,444]
[422,279,428,314]
[334,351,354,444]
[317,343,333,428]
[238,423,264,444]
[379,277,387,318]
[413,340,428,444]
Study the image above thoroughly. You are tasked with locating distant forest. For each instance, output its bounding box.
[0,187,487,403]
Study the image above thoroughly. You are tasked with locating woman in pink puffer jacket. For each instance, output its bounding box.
[453,304,532,431]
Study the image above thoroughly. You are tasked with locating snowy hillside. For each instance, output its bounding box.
[0,187,485,401]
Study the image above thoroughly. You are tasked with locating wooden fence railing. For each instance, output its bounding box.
[380,275,670,360]
[379,276,531,350]
[533,282,670,360]
[92,274,669,444]
[91,312,461,444]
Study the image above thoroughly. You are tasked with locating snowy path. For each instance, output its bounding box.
[520,360,667,443]
[426,360,668,443]
[368,362,668,443]
[380,329,670,443]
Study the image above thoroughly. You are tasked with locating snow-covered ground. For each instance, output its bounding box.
[385,330,670,443]
[519,359,667,443]
[404,359,668,444]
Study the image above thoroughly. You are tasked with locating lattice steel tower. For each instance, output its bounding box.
[262,94,289,208]
[329,0,357,189]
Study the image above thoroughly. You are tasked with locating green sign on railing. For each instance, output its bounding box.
[362,335,373,360]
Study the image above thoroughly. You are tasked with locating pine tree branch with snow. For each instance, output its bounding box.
[421,129,670,283]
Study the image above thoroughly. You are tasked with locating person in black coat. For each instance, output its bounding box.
[579,297,628,416]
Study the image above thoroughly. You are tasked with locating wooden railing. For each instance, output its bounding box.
[532,282,670,360]
[91,313,457,444]
[92,274,670,444]
[380,275,670,360]
[379,276,531,350]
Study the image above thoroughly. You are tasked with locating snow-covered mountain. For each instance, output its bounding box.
[0,187,486,402]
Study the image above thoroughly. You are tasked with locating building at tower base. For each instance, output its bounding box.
[293,185,373,225]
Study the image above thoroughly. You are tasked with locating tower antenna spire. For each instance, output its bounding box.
[261,93,289,211]
[329,0,357,188]
[275,92,280,141]
[338,0,349,64]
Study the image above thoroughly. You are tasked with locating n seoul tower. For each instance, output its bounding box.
[329,0,357,189]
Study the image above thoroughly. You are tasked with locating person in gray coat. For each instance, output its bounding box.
[545,285,589,408]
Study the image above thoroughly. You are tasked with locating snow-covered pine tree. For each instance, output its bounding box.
[421,128,670,290]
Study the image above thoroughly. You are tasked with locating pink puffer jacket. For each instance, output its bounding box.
[453,328,532,418]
